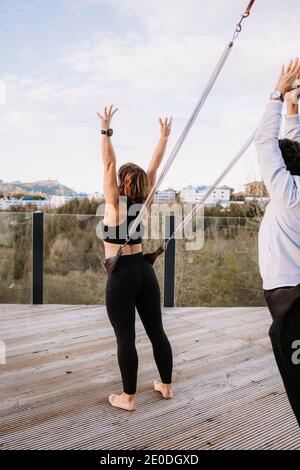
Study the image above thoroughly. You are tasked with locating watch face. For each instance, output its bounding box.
[107,128,113,136]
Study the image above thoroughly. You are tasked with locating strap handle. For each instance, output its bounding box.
[245,0,255,17]
[232,0,256,41]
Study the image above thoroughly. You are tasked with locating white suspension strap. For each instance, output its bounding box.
[126,0,256,242]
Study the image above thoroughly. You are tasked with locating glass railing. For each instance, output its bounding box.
[43,213,164,304]
[0,212,32,303]
[0,212,264,306]
[175,217,264,307]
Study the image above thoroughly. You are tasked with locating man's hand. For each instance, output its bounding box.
[276,58,300,95]
[159,117,172,139]
[97,105,118,129]
[286,88,300,106]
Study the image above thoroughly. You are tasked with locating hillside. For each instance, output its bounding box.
[0,179,78,197]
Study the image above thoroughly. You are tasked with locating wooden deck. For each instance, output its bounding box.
[0,304,299,450]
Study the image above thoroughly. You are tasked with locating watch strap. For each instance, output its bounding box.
[101,128,113,136]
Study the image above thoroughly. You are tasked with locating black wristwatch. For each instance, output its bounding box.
[101,128,113,137]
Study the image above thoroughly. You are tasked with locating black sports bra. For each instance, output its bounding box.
[101,198,144,245]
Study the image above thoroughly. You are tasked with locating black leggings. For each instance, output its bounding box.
[106,252,173,394]
[264,287,300,427]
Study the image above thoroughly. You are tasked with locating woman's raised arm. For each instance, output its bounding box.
[147,117,172,189]
[97,105,119,206]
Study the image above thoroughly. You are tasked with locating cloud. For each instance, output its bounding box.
[62,1,300,100]
[64,0,241,35]
[64,31,229,96]
[2,0,300,192]
[0,0,37,16]
[0,0,18,15]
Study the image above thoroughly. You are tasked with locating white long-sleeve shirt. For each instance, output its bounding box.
[255,101,300,290]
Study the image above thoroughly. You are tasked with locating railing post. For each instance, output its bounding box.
[32,211,44,304]
[164,215,175,307]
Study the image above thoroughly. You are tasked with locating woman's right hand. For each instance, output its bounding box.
[276,58,300,95]
[97,105,118,129]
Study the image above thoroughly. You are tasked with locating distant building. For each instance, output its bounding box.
[244,196,270,208]
[154,190,176,203]
[244,181,268,197]
[180,185,231,205]
[66,195,78,202]
[87,192,104,201]
[50,195,66,208]
[0,192,94,211]
[0,197,49,210]
[219,185,235,198]
[231,192,245,202]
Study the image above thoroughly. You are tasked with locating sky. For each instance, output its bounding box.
[1,0,300,194]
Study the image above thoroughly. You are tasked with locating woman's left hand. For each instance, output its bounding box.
[159,117,172,139]
[285,87,300,105]
[97,105,118,129]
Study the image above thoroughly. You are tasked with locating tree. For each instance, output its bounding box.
[46,237,78,275]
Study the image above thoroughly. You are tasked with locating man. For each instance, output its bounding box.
[255,58,300,426]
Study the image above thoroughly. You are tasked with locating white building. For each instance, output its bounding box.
[154,190,176,203]
[0,197,49,210]
[87,192,104,201]
[180,185,231,205]
[0,194,91,211]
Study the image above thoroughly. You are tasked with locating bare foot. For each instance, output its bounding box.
[108,392,136,411]
[153,380,173,399]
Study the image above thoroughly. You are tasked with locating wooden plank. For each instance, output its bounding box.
[0,304,298,450]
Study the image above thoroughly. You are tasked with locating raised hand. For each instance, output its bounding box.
[276,58,300,95]
[159,117,172,139]
[97,105,118,129]
[285,69,300,105]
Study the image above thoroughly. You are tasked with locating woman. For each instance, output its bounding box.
[97,105,173,411]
